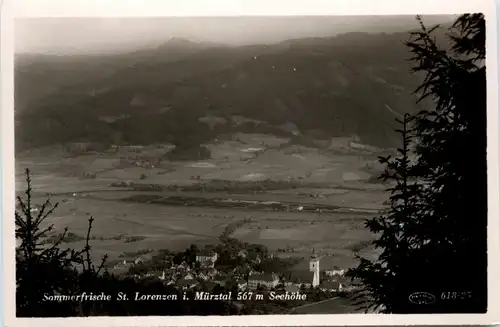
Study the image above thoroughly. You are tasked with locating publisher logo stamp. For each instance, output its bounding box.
[408,292,436,305]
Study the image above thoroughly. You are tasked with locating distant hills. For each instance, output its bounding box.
[15,26,450,152]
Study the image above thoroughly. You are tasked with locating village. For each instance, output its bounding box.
[107,232,358,307]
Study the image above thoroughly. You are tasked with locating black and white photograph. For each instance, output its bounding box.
[3,0,499,324]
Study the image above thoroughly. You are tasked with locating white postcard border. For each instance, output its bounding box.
[2,0,499,326]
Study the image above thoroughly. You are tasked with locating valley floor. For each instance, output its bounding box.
[15,134,387,272]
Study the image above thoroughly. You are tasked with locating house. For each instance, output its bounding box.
[214,275,227,287]
[165,267,177,273]
[196,250,218,268]
[325,266,345,277]
[163,267,178,278]
[337,277,359,292]
[177,262,191,271]
[231,265,251,277]
[319,280,341,292]
[113,260,133,269]
[111,260,133,275]
[200,261,217,269]
[134,253,153,265]
[198,273,210,281]
[105,259,122,269]
[246,251,262,264]
[183,272,196,280]
[248,273,279,289]
[145,270,164,279]
[237,279,247,290]
[283,271,315,288]
[198,267,218,280]
[123,145,145,153]
[177,278,198,290]
[164,254,175,261]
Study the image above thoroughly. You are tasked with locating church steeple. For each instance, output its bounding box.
[309,248,320,287]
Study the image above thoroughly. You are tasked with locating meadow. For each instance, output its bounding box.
[16,133,387,269]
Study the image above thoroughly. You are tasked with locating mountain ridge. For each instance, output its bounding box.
[15,26,451,152]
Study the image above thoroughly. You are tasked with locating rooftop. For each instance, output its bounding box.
[319,280,340,290]
[135,253,154,261]
[177,279,197,286]
[249,273,278,282]
[198,249,216,256]
[326,266,343,271]
[284,271,315,283]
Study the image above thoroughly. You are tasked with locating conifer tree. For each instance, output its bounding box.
[348,14,487,313]
[16,169,108,316]
[16,169,81,316]
[348,114,423,313]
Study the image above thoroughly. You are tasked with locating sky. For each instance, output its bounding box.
[15,15,455,55]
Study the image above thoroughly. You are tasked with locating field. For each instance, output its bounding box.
[16,133,388,269]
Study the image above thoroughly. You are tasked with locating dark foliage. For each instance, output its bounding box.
[348,14,487,313]
[15,169,237,316]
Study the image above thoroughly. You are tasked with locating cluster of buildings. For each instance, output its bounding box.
[112,248,353,294]
[244,254,352,293]
[279,254,351,293]
[119,155,160,169]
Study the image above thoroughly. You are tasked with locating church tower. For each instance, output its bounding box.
[309,248,320,287]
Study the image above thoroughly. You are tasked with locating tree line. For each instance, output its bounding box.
[347,13,487,313]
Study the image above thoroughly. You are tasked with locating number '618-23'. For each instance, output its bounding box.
[440,291,472,300]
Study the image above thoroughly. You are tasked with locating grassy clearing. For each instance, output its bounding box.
[33,191,376,266]
[18,133,387,191]
[17,133,386,267]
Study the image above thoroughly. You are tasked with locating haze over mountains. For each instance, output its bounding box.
[15,16,453,153]
[16,16,455,55]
